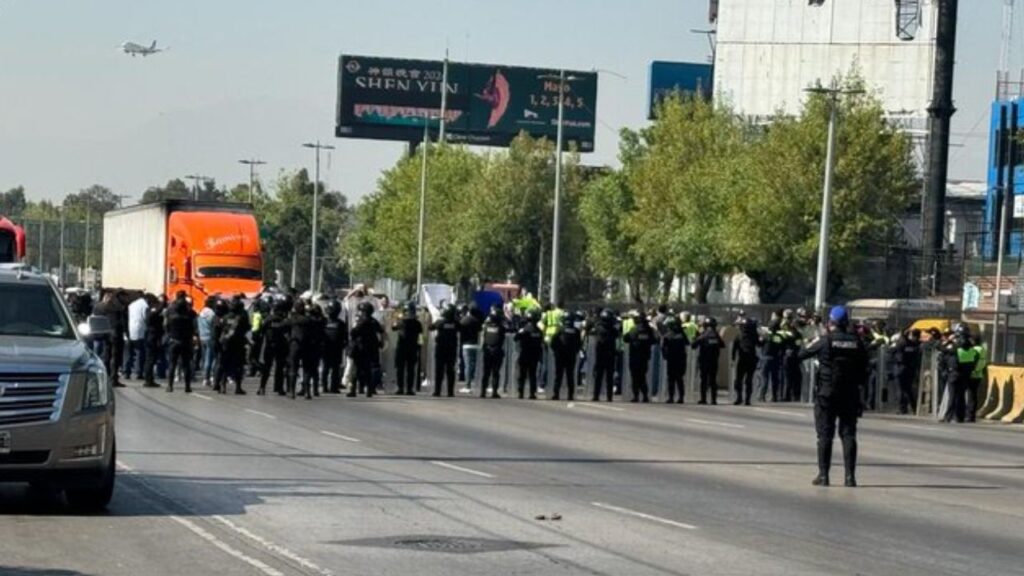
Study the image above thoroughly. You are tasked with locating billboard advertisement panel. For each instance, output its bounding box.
[336,55,598,151]
[648,61,713,119]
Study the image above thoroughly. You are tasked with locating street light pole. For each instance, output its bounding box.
[805,85,863,313]
[185,174,211,202]
[238,159,266,205]
[992,185,1011,360]
[415,116,440,303]
[303,141,335,292]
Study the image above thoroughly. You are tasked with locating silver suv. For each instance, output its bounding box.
[0,266,116,510]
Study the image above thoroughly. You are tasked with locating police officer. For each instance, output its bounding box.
[258,299,290,396]
[392,302,423,396]
[94,290,128,388]
[944,324,979,424]
[731,317,759,406]
[781,317,804,402]
[892,329,923,415]
[514,309,545,399]
[661,315,689,404]
[142,294,165,389]
[348,301,384,398]
[551,312,583,401]
[216,297,250,395]
[306,302,326,396]
[799,306,868,487]
[693,317,723,405]
[623,312,656,403]
[459,303,484,394]
[430,304,460,398]
[211,299,230,392]
[286,300,311,400]
[248,298,267,377]
[590,309,620,402]
[759,320,785,402]
[165,291,197,394]
[480,305,509,399]
[321,300,349,394]
[969,340,988,423]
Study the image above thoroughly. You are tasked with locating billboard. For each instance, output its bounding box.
[648,61,713,119]
[336,55,598,151]
[713,0,937,121]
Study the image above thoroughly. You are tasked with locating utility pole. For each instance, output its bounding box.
[238,159,266,205]
[439,50,449,142]
[302,141,335,291]
[83,209,90,277]
[921,0,960,295]
[59,208,65,286]
[416,117,439,302]
[185,174,212,202]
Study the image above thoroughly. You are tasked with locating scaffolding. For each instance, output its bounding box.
[895,0,923,41]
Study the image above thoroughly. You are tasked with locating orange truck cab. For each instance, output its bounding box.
[103,201,263,310]
[0,216,26,264]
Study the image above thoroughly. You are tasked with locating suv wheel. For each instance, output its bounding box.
[65,441,116,512]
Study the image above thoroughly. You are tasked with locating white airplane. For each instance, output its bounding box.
[120,41,166,57]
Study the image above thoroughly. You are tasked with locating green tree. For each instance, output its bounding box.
[62,185,121,220]
[0,187,27,217]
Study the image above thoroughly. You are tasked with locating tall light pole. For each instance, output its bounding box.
[302,141,335,291]
[538,70,581,305]
[438,51,449,143]
[805,85,863,313]
[238,159,266,205]
[185,174,212,202]
[416,116,440,303]
[992,184,1012,360]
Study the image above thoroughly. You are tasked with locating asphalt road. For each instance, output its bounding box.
[2,382,1022,576]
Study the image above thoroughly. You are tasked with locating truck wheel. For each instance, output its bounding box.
[65,442,116,512]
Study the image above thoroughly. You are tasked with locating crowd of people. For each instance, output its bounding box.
[64,287,987,423]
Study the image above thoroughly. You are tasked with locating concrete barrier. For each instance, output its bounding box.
[978,365,1024,424]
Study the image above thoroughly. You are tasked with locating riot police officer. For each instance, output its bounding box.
[590,309,620,402]
[392,302,423,396]
[430,304,460,398]
[142,294,165,389]
[480,305,509,399]
[514,309,545,399]
[322,300,349,394]
[799,306,868,487]
[165,291,197,394]
[623,312,657,403]
[349,301,385,398]
[217,297,251,395]
[732,317,759,406]
[258,299,290,396]
[551,312,582,401]
[892,329,922,415]
[693,317,723,405]
[286,300,311,399]
[661,315,689,404]
[944,324,979,424]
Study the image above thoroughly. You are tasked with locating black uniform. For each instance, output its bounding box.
[661,323,689,404]
[349,313,384,398]
[624,320,657,403]
[93,294,127,387]
[480,314,509,399]
[693,326,723,404]
[430,315,460,397]
[892,334,922,414]
[944,337,979,424]
[731,320,759,405]
[322,308,349,394]
[217,302,251,395]
[514,320,544,399]
[142,300,166,388]
[551,320,583,401]
[259,305,290,396]
[781,325,804,402]
[590,314,620,402]
[799,328,868,486]
[459,310,484,391]
[210,304,229,391]
[392,313,423,395]
[165,298,197,393]
[287,307,313,399]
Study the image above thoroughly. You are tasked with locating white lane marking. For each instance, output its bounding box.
[245,409,277,420]
[192,393,213,401]
[592,502,698,531]
[686,418,746,429]
[320,430,361,443]
[213,516,335,576]
[171,516,285,576]
[573,402,626,412]
[892,423,956,434]
[753,407,808,418]
[430,460,496,479]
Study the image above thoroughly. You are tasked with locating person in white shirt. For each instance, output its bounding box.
[124,294,149,380]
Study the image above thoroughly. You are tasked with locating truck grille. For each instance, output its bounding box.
[0,373,67,427]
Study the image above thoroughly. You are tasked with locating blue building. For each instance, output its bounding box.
[984,99,1024,260]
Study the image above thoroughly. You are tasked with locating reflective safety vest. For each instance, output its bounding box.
[682,322,699,341]
[542,308,564,343]
[251,311,263,333]
[971,344,988,380]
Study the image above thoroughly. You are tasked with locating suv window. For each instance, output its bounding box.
[0,282,74,339]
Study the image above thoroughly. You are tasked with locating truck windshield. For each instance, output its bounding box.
[0,283,74,339]
[194,255,262,281]
[0,231,14,263]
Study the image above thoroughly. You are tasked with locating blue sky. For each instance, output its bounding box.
[0,0,1010,204]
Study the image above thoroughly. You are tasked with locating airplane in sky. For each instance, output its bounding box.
[120,41,166,57]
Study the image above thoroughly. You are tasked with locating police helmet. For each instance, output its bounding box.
[325,300,342,319]
[489,304,502,319]
[829,305,850,326]
[953,323,970,337]
[357,301,375,316]
[529,308,542,322]
[704,317,717,328]
[442,303,457,320]
[600,308,614,321]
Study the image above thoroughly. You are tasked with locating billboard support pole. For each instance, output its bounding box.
[416,122,430,303]
[439,51,449,143]
[550,69,566,305]
[303,141,335,292]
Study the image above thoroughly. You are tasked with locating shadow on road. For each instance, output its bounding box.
[0,568,92,576]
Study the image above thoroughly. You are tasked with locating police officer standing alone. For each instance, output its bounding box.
[479,305,508,399]
[430,305,460,398]
[590,309,620,402]
[799,306,868,487]
[514,309,545,400]
[165,291,197,394]
[693,318,723,405]
[623,312,657,403]
[392,302,423,396]
[661,315,689,404]
[550,312,582,401]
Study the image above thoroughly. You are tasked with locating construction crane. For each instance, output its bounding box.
[1001,0,1015,74]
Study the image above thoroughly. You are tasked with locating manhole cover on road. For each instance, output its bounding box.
[334,535,552,555]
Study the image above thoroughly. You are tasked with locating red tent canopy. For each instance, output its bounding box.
[0,216,26,262]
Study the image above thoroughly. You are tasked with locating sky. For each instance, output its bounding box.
[0,0,1013,205]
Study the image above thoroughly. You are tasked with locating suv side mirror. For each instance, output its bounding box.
[79,315,112,338]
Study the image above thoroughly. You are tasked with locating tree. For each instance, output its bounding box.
[0,187,27,217]
[62,185,121,219]
[141,178,225,203]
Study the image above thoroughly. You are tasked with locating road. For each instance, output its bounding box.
[2,383,1022,576]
